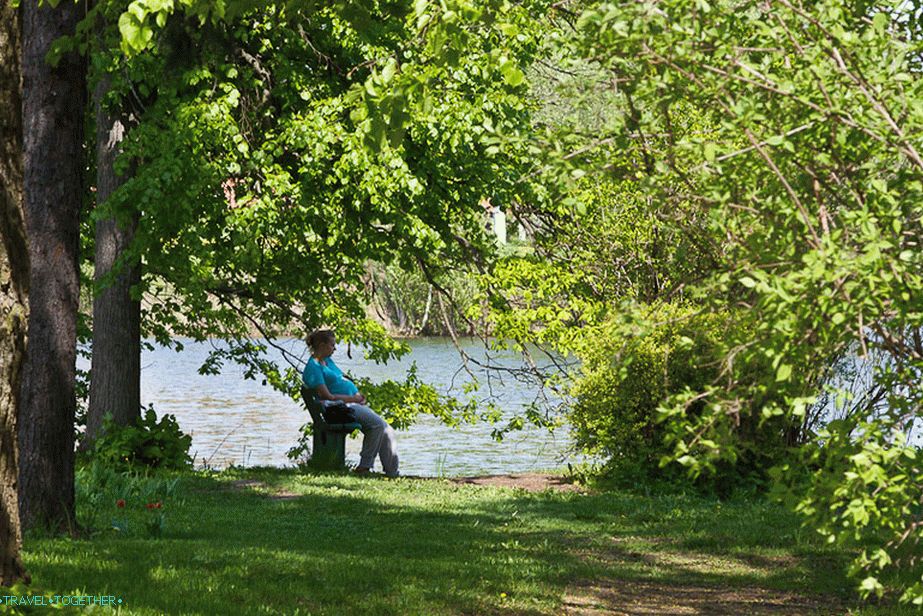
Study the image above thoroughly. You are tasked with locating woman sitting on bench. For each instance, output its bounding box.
[302,329,400,477]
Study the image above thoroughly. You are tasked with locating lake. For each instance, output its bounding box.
[137,338,579,477]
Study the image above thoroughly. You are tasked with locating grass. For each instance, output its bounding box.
[11,466,915,615]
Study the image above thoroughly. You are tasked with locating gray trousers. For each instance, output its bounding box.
[348,404,399,477]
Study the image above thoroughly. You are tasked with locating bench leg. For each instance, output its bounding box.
[311,429,348,469]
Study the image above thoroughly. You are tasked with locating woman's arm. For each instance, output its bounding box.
[314,383,364,404]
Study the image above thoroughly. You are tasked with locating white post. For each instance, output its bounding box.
[493,207,507,244]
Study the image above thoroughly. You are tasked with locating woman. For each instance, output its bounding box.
[302,329,399,477]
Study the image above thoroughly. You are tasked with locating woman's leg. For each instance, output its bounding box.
[377,424,400,477]
[348,404,398,475]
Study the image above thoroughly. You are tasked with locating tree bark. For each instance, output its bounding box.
[18,0,86,532]
[0,0,29,586]
[85,66,141,444]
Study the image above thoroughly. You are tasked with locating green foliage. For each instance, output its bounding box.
[481,176,718,356]
[773,420,923,605]
[571,302,792,492]
[356,362,495,429]
[559,0,923,602]
[75,461,180,539]
[87,0,549,412]
[286,426,313,464]
[88,407,192,471]
[571,303,725,481]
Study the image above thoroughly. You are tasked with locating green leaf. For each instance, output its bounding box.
[859,576,883,596]
[872,12,888,32]
[499,59,524,87]
[775,363,792,382]
[118,12,153,53]
[766,135,784,146]
[498,22,519,36]
[381,58,397,83]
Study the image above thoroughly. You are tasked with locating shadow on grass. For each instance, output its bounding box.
[24,472,855,615]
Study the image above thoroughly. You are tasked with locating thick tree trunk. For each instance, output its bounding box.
[85,67,140,444]
[0,0,29,587]
[18,0,86,531]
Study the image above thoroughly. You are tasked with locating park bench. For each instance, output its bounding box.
[300,385,362,469]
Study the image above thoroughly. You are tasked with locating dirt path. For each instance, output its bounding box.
[449,472,585,493]
[560,579,835,615]
[560,537,844,615]
[229,479,301,500]
[231,472,584,497]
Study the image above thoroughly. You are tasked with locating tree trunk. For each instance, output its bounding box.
[0,0,29,587]
[85,66,140,444]
[18,0,86,532]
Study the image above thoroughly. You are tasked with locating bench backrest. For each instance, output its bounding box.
[300,385,329,429]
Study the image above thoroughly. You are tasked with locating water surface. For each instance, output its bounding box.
[139,338,577,476]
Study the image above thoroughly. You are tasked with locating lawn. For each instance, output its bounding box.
[12,467,912,615]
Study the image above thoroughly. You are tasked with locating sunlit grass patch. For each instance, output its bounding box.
[16,467,909,614]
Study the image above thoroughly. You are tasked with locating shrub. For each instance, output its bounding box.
[571,302,792,492]
[89,406,192,471]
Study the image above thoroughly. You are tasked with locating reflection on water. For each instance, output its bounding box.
[138,338,577,476]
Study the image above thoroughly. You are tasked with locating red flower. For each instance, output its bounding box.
[145,503,155,509]
[146,502,163,510]
[116,499,126,509]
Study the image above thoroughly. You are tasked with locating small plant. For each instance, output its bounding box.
[143,501,165,537]
[286,422,313,465]
[75,462,180,538]
[108,499,166,538]
[434,452,449,478]
[89,405,192,471]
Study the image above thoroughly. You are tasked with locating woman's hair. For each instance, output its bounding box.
[308,329,335,351]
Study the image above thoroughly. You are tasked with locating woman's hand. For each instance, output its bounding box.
[352,393,367,405]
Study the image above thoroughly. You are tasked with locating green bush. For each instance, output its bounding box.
[571,302,791,492]
[89,406,192,471]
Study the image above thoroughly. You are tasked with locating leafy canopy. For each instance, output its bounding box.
[90,0,548,402]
